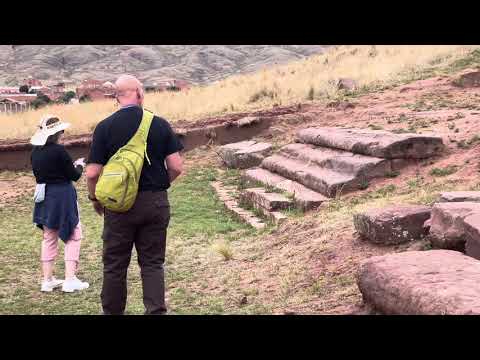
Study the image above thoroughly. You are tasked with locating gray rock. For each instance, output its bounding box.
[218,140,272,169]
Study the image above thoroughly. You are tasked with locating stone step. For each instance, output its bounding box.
[211,182,265,230]
[297,127,444,159]
[357,250,480,314]
[218,140,272,169]
[240,188,293,211]
[243,168,328,211]
[239,188,291,226]
[279,143,391,178]
[261,154,358,197]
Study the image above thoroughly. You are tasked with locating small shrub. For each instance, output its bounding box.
[392,128,412,134]
[429,166,458,177]
[249,88,277,103]
[307,86,315,101]
[368,124,383,130]
[375,184,397,197]
[407,177,423,189]
[385,170,400,178]
[358,178,369,190]
[19,85,29,93]
[79,94,91,103]
[212,241,233,261]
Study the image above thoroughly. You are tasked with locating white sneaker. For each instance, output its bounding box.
[62,277,89,293]
[41,277,64,292]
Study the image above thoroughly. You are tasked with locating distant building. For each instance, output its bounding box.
[0,87,21,95]
[76,79,116,101]
[0,98,31,113]
[23,76,42,87]
[144,79,191,93]
[0,93,37,103]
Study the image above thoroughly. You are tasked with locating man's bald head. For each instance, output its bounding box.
[114,74,144,107]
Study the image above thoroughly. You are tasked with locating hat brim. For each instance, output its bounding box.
[30,122,70,146]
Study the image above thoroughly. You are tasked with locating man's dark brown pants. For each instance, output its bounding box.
[101,191,170,315]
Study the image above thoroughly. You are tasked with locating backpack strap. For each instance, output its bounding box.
[139,109,154,165]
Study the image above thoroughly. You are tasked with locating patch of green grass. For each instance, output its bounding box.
[429,166,458,177]
[448,49,480,73]
[0,165,257,315]
[407,176,424,189]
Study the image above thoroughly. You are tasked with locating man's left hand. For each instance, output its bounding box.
[92,200,104,216]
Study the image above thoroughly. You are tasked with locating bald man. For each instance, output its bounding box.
[86,75,183,315]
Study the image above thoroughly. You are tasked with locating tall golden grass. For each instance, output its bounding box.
[1,45,478,140]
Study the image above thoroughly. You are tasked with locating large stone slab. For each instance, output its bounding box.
[439,191,480,203]
[297,127,444,159]
[261,154,357,197]
[353,205,431,245]
[426,202,480,251]
[218,140,272,169]
[280,143,391,178]
[243,168,328,211]
[357,250,480,315]
[240,188,292,211]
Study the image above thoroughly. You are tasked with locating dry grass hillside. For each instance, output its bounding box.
[1,45,478,140]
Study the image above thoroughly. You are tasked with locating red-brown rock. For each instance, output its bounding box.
[353,205,431,245]
[452,69,480,88]
[357,250,480,314]
[427,202,480,251]
[297,127,445,159]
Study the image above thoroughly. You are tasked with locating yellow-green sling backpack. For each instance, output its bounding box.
[95,109,154,212]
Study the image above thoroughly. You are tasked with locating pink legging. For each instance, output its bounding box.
[41,223,83,262]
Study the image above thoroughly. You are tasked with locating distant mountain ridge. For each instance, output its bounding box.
[0,45,327,86]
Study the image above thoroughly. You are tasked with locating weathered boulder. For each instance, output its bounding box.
[297,127,445,159]
[218,140,272,169]
[336,78,358,91]
[353,205,431,245]
[439,191,480,203]
[452,69,480,88]
[464,212,480,260]
[426,202,480,251]
[356,250,480,315]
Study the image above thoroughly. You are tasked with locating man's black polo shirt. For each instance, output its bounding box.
[88,106,184,192]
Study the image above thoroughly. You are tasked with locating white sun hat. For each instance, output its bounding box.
[30,114,71,146]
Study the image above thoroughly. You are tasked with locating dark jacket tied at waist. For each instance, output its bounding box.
[33,182,79,242]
